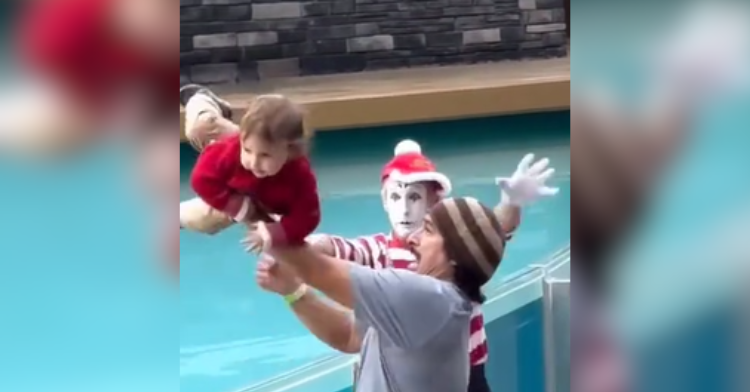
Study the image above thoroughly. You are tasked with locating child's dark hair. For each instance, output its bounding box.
[239,95,312,155]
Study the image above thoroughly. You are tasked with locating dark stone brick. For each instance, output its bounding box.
[394,34,426,49]
[309,25,356,40]
[304,2,330,16]
[181,51,209,66]
[355,23,380,36]
[420,46,462,56]
[181,47,241,65]
[240,45,284,62]
[271,19,310,30]
[543,32,568,47]
[180,7,208,23]
[535,0,565,9]
[278,30,307,44]
[551,8,567,23]
[367,58,408,70]
[426,32,463,47]
[212,5,254,21]
[364,50,412,60]
[443,6,495,16]
[408,56,438,66]
[181,36,193,52]
[379,19,454,34]
[500,26,525,42]
[331,0,355,14]
[282,42,314,57]
[310,16,350,26]
[399,9,443,18]
[455,16,488,30]
[300,54,367,75]
[180,0,202,7]
[181,21,268,36]
[356,3,400,13]
[486,12,522,25]
[313,39,348,54]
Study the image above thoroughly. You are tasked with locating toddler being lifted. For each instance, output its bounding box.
[185,87,320,252]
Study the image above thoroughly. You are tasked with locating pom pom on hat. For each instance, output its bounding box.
[394,139,421,156]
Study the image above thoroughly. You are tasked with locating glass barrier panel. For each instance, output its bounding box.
[543,278,570,392]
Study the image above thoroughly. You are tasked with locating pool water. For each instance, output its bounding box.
[0,147,175,392]
[180,112,571,392]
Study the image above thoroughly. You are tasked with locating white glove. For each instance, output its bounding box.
[496,153,559,207]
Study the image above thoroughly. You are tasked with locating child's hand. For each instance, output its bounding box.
[241,222,271,254]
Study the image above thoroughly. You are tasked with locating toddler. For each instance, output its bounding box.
[189,94,320,252]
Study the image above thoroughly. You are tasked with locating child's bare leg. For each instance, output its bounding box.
[0,82,94,158]
[181,84,239,151]
[180,197,235,235]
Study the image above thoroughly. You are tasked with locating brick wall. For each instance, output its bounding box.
[180,0,568,84]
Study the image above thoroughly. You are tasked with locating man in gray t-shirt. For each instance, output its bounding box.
[351,265,473,391]
[266,197,507,392]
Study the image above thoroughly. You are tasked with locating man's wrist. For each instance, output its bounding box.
[283,284,308,305]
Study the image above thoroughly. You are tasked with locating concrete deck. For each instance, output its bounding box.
[180,57,570,140]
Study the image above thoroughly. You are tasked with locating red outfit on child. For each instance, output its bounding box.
[190,135,321,246]
[17,0,173,117]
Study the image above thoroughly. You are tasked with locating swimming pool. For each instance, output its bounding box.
[180,111,571,392]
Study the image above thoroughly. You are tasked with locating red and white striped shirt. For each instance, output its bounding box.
[327,233,489,366]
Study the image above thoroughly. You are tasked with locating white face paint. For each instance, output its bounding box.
[383,181,429,239]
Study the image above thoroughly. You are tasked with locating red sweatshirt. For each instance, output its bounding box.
[16,0,173,118]
[190,135,321,246]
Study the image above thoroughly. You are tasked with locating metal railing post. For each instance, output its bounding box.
[542,274,570,392]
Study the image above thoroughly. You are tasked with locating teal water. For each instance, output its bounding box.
[0,147,175,392]
[180,112,571,392]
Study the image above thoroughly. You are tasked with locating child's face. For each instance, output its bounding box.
[240,134,290,178]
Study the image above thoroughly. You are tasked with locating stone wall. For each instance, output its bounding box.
[180,0,568,84]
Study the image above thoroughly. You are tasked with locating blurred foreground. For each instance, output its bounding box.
[573,2,750,392]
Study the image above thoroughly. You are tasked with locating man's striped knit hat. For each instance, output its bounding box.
[431,197,505,285]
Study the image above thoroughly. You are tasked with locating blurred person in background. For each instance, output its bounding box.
[0,0,176,157]
[573,4,750,391]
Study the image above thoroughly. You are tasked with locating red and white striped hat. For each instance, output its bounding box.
[381,140,452,196]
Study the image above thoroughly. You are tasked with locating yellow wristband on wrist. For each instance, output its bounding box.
[283,285,307,305]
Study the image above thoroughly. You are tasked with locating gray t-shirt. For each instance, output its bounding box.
[350,263,473,392]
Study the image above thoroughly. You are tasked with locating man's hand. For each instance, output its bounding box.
[256,255,302,296]
[496,153,559,207]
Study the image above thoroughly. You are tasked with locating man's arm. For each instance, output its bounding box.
[256,255,361,353]
[270,244,457,349]
[494,202,521,239]
[270,244,355,308]
[290,290,362,354]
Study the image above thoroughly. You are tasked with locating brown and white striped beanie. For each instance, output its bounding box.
[430,197,505,285]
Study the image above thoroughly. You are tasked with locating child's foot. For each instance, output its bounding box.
[180,84,233,119]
